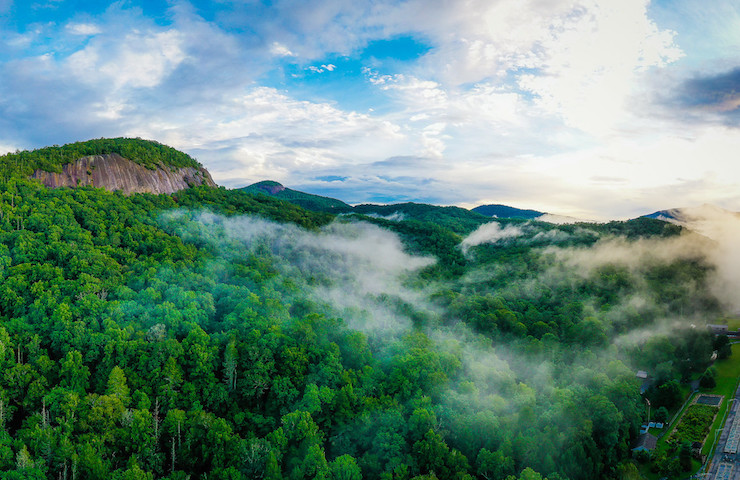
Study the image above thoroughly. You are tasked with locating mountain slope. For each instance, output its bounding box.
[643,205,740,223]
[472,203,544,219]
[352,202,491,235]
[30,153,216,195]
[2,137,216,194]
[241,180,353,213]
[241,182,545,235]
[0,152,726,480]
[1,137,202,173]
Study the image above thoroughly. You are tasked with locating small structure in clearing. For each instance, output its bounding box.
[632,433,658,453]
[707,324,729,335]
[696,394,723,407]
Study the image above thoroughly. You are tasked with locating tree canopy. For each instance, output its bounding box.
[0,141,725,479]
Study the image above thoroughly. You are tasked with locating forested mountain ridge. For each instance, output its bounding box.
[1,138,203,173]
[242,180,546,225]
[1,138,216,195]
[0,139,732,480]
[471,204,544,220]
[241,181,353,213]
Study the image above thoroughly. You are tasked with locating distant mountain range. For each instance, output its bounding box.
[243,181,553,223]
[8,139,735,227]
[245,181,727,228]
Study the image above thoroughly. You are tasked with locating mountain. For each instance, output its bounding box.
[641,205,740,243]
[0,140,728,480]
[30,153,216,195]
[643,205,740,223]
[643,209,682,222]
[241,180,353,213]
[352,202,491,235]
[472,203,544,219]
[2,137,216,194]
[241,182,550,235]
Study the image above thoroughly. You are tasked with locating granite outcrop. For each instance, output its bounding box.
[30,153,217,194]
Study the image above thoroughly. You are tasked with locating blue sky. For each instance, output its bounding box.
[1,0,740,219]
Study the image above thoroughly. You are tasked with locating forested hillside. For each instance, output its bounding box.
[0,138,201,178]
[241,181,353,214]
[0,143,729,480]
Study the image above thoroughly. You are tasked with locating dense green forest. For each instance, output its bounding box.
[0,140,728,480]
[0,138,201,178]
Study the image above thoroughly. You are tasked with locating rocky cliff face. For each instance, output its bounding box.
[30,153,217,194]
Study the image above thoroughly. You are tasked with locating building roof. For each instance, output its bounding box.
[708,324,729,332]
[632,433,658,451]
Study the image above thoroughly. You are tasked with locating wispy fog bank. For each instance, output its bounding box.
[163,211,436,335]
[663,205,740,312]
[461,222,524,253]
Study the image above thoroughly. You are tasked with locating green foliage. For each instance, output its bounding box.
[679,440,692,472]
[700,366,717,389]
[715,334,732,360]
[649,380,683,410]
[329,455,362,480]
[471,204,542,220]
[594,217,683,239]
[0,153,725,480]
[669,404,717,444]
[353,202,491,236]
[0,137,201,178]
[654,406,669,424]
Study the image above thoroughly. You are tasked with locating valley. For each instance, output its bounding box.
[0,139,736,480]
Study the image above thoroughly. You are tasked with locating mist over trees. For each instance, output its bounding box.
[0,155,732,479]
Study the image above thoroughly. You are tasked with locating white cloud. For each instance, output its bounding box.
[2,0,738,220]
[68,29,186,89]
[536,214,592,225]
[656,205,740,312]
[461,222,524,252]
[307,64,337,73]
[66,22,102,36]
[0,142,19,156]
[135,86,409,187]
[270,42,294,57]
[363,0,683,137]
[364,72,536,159]
[516,0,682,134]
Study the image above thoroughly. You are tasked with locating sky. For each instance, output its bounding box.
[1,0,740,220]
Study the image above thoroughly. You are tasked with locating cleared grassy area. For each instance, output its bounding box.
[701,343,740,457]
[640,343,740,479]
[654,389,695,449]
[692,343,740,478]
[640,389,696,480]
[722,317,740,331]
